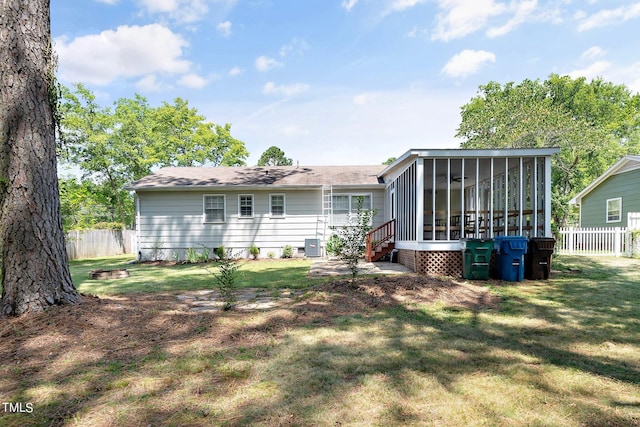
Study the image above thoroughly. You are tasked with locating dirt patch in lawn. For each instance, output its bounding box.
[0,274,499,425]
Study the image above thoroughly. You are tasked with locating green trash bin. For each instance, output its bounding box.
[461,238,493,280]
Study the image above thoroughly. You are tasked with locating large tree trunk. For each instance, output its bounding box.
[0,0,81,316]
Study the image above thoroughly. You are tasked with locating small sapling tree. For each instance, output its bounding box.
[209,250,241,310]
[331,196,377,281]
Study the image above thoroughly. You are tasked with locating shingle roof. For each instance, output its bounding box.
[126,165,386,190]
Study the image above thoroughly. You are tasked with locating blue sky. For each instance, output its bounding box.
[52,1,640,166]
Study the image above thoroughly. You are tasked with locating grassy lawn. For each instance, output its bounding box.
[71,255,317,295]
[1,255,639,426]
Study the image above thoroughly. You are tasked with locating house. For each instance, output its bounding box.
[569,155,640,229]
[127,147,559,275]
[126,165,387,260]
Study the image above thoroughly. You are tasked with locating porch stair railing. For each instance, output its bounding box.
[365,219,396,262]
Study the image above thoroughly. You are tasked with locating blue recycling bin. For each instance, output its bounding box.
[494,236,528,281]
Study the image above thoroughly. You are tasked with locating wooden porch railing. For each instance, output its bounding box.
[365,219,396,262]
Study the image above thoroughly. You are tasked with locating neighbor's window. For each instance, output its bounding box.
[270,194,285,217]
[239,194,254,218]
[606,197,622,223]
[204,195,225,223]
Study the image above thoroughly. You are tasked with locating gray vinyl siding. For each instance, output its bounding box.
[581,168,640,228]
[136,188,385,259]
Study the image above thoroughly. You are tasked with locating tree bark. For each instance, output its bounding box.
[0,0,81,315]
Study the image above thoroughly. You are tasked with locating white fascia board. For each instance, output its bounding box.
[408,147,560,158]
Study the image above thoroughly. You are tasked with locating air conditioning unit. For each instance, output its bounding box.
[305,238,321,257]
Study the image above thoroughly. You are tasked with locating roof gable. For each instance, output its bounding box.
[570,156,640,205]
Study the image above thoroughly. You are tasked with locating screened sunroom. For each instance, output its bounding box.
[377,148,558,273]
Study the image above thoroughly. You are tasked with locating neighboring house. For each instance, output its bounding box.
[127,147,559,275]
[569,156,640,229]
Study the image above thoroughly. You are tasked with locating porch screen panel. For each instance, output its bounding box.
[394,162,417,241]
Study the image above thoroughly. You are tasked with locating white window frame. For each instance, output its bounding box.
[238,194,254,219]
[606,197,622,223]
[270,193,286,218]
[203,194,226,223]
[332,193,373,225]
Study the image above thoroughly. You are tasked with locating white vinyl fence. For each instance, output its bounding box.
[557,227,633,257]
[66,230,136,260]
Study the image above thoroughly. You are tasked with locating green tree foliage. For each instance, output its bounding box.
[59,177,117,230]
[57,84,249,228]
[382,157,396,165]
[456,75,640,227]
[257,145,293,166]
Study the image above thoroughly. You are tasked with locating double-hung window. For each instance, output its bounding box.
[239,195,254,218]
[606,197,622,223]
[332,193,372,225]
[204,195,225,223]
[270,194,285,217]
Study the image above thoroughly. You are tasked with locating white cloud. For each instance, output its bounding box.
[55,24,191,85]
[228,67,244,76]
[441,49,496,78]
[255,55,283,72]
[385,0,427,13]
[262,82,309,97]
[432,0,507,41]
[279,38,310,57]
[577,2,640,31]
[135,0,233,23]
[216,21,232,37]
[135,74,164,92]
[568,61,612,80]
[582,46,606,60]
[432,0,541,41]
[342,0,358,11]
[95,0,119,4]
[486,0,537,38]
[178,73,210,89]
[565,59,640,94]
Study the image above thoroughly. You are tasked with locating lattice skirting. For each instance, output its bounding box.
[397,249,464,277]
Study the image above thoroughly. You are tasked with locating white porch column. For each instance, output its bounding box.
[544,155,553,237]
[417,158,424,242]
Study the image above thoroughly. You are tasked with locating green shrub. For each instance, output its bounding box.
[281,245,293,259]
[215,245,226,260]
[185,247,198,264]
[198,245,211,262]
[209,250,241,310]
[267,251,275,259]
[248,243,260,260]
[330,196,377,281]
[326,234,343,256]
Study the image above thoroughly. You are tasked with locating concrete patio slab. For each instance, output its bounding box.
[309,259,412,276]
